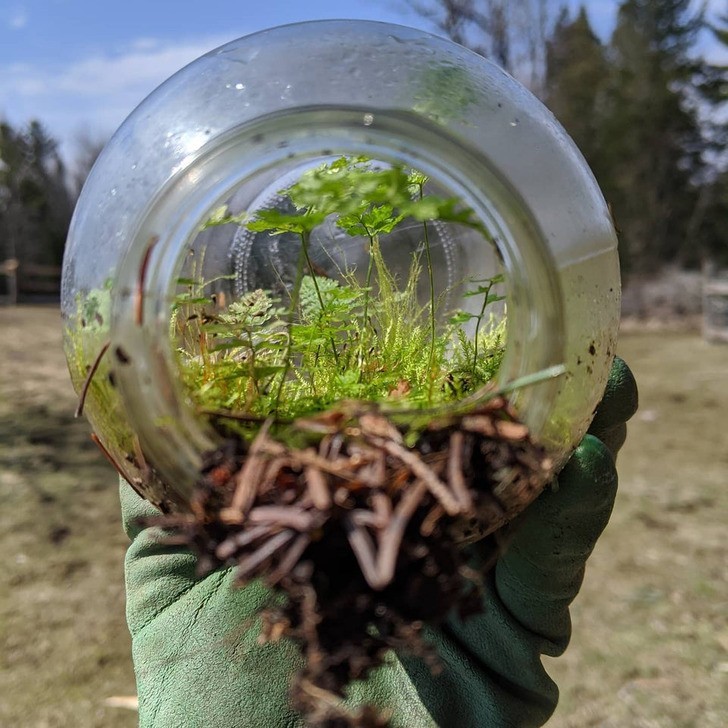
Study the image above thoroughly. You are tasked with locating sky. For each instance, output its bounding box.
[0,0,725,166]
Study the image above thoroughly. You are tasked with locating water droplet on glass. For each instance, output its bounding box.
[363,113,374,126]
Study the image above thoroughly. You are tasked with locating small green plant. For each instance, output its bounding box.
[173,157,507,424]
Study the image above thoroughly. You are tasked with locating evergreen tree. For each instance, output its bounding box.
[544,7,610,180]
[599,0,706,273]
[694,13,728,268]
[0,120,74,287]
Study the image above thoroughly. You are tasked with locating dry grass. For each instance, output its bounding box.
[547,331,728,727]
[1,307,725,726]
[0,306,136,728]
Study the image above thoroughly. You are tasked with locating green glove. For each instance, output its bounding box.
[121,357,637,727]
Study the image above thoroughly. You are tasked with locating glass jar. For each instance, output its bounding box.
[61,20,620,511]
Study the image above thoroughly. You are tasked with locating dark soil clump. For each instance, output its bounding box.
[151,396,552,726]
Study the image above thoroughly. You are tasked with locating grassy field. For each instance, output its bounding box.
[0,306,726,727]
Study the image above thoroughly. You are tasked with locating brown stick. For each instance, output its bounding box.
[228,419,275,515]
[135,235,159,326]
[90,432,133,482]
[216,524,271,560]
[259,456,289,495]
[375,480,428,588]
[248,505,319,531]
[343,517,383,589]
[376,437,461,516]
[345,479,428,591]
[348,508,388,530]
[448,431,473,510]
[75,340,110,418]
[304,465,332,510]
[371,492,392,525]
[419,503,445,537]
[199,408,272,424]
[290,448,359,481]
[235,529,295,580]
[266,533,311,586]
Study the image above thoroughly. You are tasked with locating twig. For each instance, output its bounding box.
[228,419,275,515]
[375,480,428,589]
[200,408,274,424]
[90,432,142,496]
[448,431,473,510]
[248,505,319,532]
[370,492,392,527]
[135,235,159,326]
[216,524,271,560]
[75,340,110,417]
[290,448,358,481]
[419,503,445,537]
[344,480,428,591]
[348,508,388,530]
[375,437,461,516]
[304,465,332,510]
[266,533,311,586]
[343,516,382,589]
[235,529,296,580]
[260,456,289,495]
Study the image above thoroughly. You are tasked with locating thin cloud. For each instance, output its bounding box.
[8,7,28,30]
[0,33,237,159]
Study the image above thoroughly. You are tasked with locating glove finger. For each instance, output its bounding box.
[588,356,638,440]
[494,435,617,647]
[592,422,627,460]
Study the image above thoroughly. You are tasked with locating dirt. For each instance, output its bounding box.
[1,306,726,727]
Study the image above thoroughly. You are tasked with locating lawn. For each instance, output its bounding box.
[0,306,725,726]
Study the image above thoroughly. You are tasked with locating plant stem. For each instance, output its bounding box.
[244,326,260,396]
[358,230,376,381]
[472,279,493,377]
[418,182,437,402]
[273,231,310,415]
[301,236,340,368]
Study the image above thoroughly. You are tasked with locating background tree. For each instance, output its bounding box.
[0,119,74,298]
[595,0,707,273]
[692,12,728,268]
[408,0,556,93]
[71,131,107,198]
[544,7,610,179]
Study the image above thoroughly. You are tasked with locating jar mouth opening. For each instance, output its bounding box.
[111,107,565,486]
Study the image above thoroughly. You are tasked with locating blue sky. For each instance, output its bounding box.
[1,0,725,165]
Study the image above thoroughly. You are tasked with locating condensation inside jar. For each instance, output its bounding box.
[172,155,506,422]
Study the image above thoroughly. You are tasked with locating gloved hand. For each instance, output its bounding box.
[121,357,637,728]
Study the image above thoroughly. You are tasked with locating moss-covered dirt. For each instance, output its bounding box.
[1,306,726,726]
